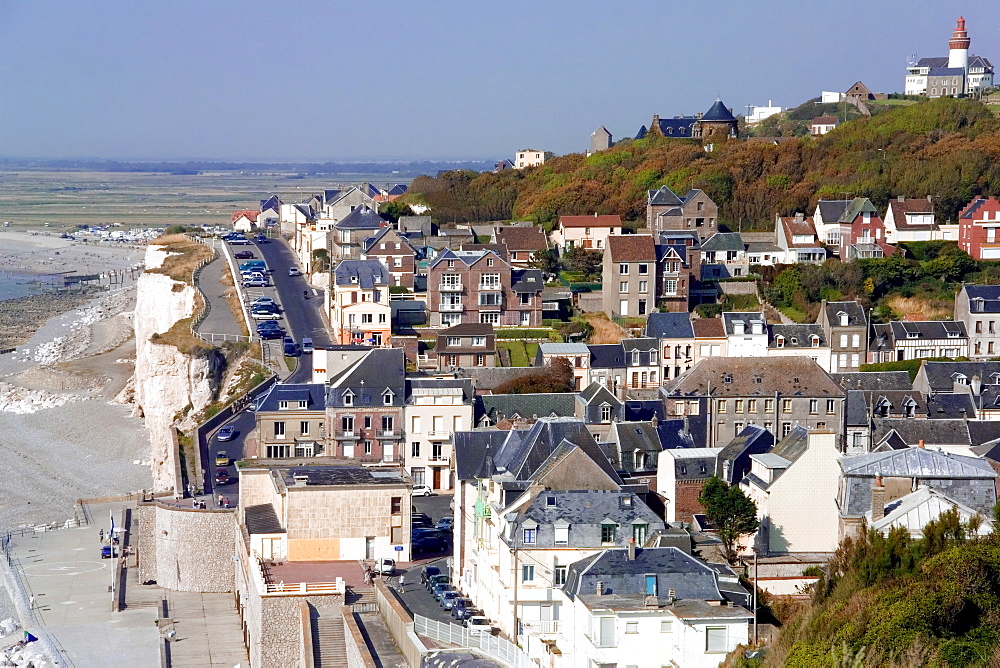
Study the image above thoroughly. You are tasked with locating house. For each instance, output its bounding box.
[647,186,719,239]
[476,393,578,428]
[331,205,386,262]
[870,486,993,538]
[904,17,994,96]
[575,382,626,439]
[747,100,782,125]
[817,300,869,373]
[551,214,622,254]
[838,197,893,259]
[912,360,1000,422]
[809,115,839,136]
[398,215,434,238]
[621,338,661,391]
[742,429,842,555]
[327,259,392,347]
[868,321,969,363]
[812,199,852,250]
[722,312,768,357]
[955,285,1000,358]
[589,344,627,392]
[536,342,591,391]
[258,195,281,229]
[590,125,612,153]
[515,149,546,169]
[249,383,328,459]
[883,196,937,243]
[657,448,723,523]
[434,323,496,371]
[494,158,516,171]
[659,231,703,310]
[361,226,418,289]
[320,186,377,224]
[602,419,665,474]
[426,248,542,328]
[775,214,825,264]
[693,318,727,362]
[325,347,406,462]
[603,235,658,318]
[646,312,696,384]
[838,445,997,542]
[699,233,748,279]
[403,377,473,491]
[663,356,845,447]
[844,81,875,102]
[715,424,774,485]
[767,324,831,371]
[558,547,751,668]
[958,197,1000,260]
[844,389,928,453]
[231,210,259,232]
[492,224,549,267]
[638,99,739,142]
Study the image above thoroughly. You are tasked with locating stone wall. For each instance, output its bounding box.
[136,501,236,592]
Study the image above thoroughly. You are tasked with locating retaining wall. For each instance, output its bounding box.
[136,501,236,592]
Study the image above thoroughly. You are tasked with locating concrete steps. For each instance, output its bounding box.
[311,613,346,667]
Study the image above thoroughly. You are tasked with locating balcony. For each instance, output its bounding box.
[478,283,502,291]
[439,302,464,312]
[427,454,451,465]
[426,430,452,440]
[439,282,463,292]
[375,429,401,439]
[334,430,359,440]
[521,620,560,635]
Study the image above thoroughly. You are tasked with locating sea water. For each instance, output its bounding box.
[0,271,62,301]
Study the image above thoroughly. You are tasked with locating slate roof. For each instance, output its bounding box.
[453,430,513,481]
[645,312,695,339]
[590,344,626,369]
[721,312,766,336]
[512,489,664,549]
[334,259,391,288]
[845,390,926,426]
[648,186,684,207]
[439,323,495,337]
[967,421,1000,448]
[494,225,547,252]
[832,371,912,391]
[872,419,972,448]
[885,320,968,340]
[927,393,976,419]
[701,99,737,122]
[257,383,326,413]
[919,361,1000,392]
[456,366,537,391]
[624,400,665,422]
[563,547,724,602]
[840,447,995,478]
[962,285,1000,313]
[664,448,722,482]
[326,348,406,407]
[715,424,774,484]
[511,268,544,293]
[622,337,657,352]
[336,206,385,230]
[607,235,656,262]
[611,421,664,468]
[653,117,698,137]
[245,504,285,534]
[406,377,474,403]
[489,417,621,483]
[815,200,852,224]
[928,66,966,77]
[700,233,745,252]
[362,226,416,254]
[284,465,405,486]
[387,184,408,196]
[769,324,826,348]
[692,318,726,338]
[477,393,577,425]
[259,195,281,211]
[558,215,621,228]
[579,382,622,407]
[539,342,590,356]
[398,215,433,235]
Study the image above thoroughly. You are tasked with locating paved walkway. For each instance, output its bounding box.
[163,591,248,667]
[196,248,243,338]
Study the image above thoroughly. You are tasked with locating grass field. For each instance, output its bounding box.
[497,340,539,367]
[0,169,414,231]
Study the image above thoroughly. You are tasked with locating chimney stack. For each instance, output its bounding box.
[897,195,905,202]
[919,439,925,449]
[667,588,676,605]
[871,475,886,521]
[628,537,636,561]
[596,581,605,596]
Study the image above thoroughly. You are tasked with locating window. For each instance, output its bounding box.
[300,421,310,436]
[554,525,569,544]
[706,627,728,653]
[601,523,617,544]
[718,399,727,413]
[361,313,373,324]
[343,391,354,407]
[273,421,285,439]
[411,441,420,457]
[553,565,568,585]
[827,399,836,414]
[480,274,501,289]
[748,399,757,412]
[522,564,535,582]
[519,293,531,305]
[626,621,639,634]
[476,354,485,366]
[479,292,501,306]
[809,399,818,414]
[486,257,493,267]
[447,336,461,347]
[619,263,629,274]
[735,400,744,413]
[639,280,648,293]
[383,391,394,406]
[266,444,290,458]
[664,279,678,295]
[522,528,537,544]
[782,422,792,437]
[775,336,784,348]
[601,404,612,423]
[471,336,486,347]
[633,523,647,544]
[764,399,774,413]
[840,334,848,348]
[852,334,860,348]
[851,354,859,368]
[619,281,629,293]
[782,399,792,413]
[278,400,288,410]
[661,620,673,633]
[364,440,373,455]
[382,415,393,432]
[480,312,499,324]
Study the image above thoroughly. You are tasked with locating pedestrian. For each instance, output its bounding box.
[99,529,104,542]
[218,494,224,507]
[398,574,405,591]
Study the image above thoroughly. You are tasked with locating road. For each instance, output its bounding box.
[390,493,457,624]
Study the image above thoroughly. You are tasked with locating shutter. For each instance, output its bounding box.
[600,617,616,647]
[706,626,728,653]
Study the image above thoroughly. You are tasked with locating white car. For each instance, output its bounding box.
[375,558,395,576]
[412,485,433,497]
[288,266,301,277]
[466,616,494,635]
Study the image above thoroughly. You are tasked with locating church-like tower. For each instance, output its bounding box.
[948,16,970,71]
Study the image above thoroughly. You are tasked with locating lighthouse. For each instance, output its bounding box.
[948,16,970,71]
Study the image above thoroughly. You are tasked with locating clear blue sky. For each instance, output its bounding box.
[0,1,997,162]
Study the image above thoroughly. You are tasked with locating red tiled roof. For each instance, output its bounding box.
[559,215,622,228]
[779,217,819,248]
[887,199,935,229]
[232,210,259,222]
[693,318,726,338]
[495,225,547,251]
[811,115,839,125]
[607,235,656,262]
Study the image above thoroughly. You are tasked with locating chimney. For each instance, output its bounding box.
[667,588,676,605]
[651,414,659,427]
[596,581,605,596]
[897,195,905,202]
[794,212,804,223]
[972,374,982,396]
[871,475,886,521]
[594,212,598,218]
[919,439,925,449]
[628,537,636,561]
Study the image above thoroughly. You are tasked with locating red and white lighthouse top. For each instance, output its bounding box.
[949,16,971,50]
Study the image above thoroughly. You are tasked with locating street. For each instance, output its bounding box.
[389,493,457,624]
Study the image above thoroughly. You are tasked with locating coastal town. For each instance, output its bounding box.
[2,9,1000,668]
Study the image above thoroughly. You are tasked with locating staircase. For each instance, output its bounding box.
[311,611,346,667]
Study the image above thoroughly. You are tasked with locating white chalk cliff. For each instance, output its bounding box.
[133,245,214,492]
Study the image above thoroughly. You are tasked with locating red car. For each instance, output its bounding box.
[234,251,255,259]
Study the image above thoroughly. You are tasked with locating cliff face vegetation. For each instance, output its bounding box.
[406,98,1000,229]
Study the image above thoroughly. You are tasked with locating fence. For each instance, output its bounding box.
[186,235,221,344]
[413,615,532,668]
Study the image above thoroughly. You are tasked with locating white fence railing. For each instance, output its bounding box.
[413,615,532,668]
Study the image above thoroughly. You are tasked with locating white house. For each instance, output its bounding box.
[746,101,782,125]
[722,312,767,357]
[402,378,473,491]
[515,149,546,169]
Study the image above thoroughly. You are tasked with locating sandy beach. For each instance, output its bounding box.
[0,232,151,531]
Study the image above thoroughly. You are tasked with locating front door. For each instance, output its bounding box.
[433,467,441,489]
[521,311,530,326]
[344,443,354,458]
[372,332,382,346]
[619,300,629,316]
[365,537,375,560]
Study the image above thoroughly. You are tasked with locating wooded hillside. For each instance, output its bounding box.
[405,98,1000,231]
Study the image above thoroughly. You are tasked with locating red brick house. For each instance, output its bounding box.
[838,197,895,259]
[959,197,1000,260]
[362,226,418,288]
[427,249,543,328]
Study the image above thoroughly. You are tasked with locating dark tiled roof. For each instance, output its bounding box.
[453,430,512,480]
[334,259,391,287]
[590,344,626,369]
[716,424,773,484]
[491,417,620,483]
[511,268,544,293]
[406,377,474,403]
[624,400,665,422]
[326,348,406,407]
[494,225,547,252]
[284,466,406,486]
[654,117,698,136]
[831,371,912,391]
[919,361,1000,392]
[578,382,621,406]
[336,206,385,230]
[514,489,664,549]
[257,383,326,412]
[440,323,495,337]
[563,547,723,601]
[699,233,744,252]
[646,312,694,339]
[872,419,972,447]
[927,393,976,419]
[768,324,826,348]
[815,200,851,223]
[701,99,736,122]
[477,393,577,424]
[838,198,879,223]
[245,504,285,534]
[648,186,683,206]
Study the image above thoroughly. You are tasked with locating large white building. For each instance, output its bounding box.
[905,17,994,96]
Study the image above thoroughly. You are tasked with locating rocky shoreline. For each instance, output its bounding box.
[0,290,102,350]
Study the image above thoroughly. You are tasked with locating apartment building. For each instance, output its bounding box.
[647,186,719,239]
[767,324,831,370]
[646,312,696,384]
[818,301,869,373]
[550,214,622,254]
[327,259,392,346]
[361,226,418,288]
[603,235,658,318]
[434,323,497,370]
[251,383,327,458]
[869,321,969,362]
[657,231,701,312]
[958,197,1000,259]
[515,149,546,169]
[699,233,749,279]
[403,378,473,490]
[956,285,1000,358]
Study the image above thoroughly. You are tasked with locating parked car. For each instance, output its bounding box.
[256,322,284,334]
[431,583,454,602]
[451,598,474,619]
[101,545,116,559]
[375,558,395,576]
[412,485,433,497]
[301,337,314,354]
[243,278,267,288]
[454,605,480,622]
[217,426,235,442]
[288,266,301,277]
[411,514,433,529]
[216,450,229,466]
[414,536,448,554]
[229,236,252,245]
[440,591,461,610]
[215,468,230,485]
[466,616,494,635]
[258,328,285,340]
[412,529,445,542]
[426,574,450,591]
[251,308,281,320]
[436,517,454,532]
[283,336,300,357]
[251,296,276,307]
[420,565,440,586]
[254,235,269,244]
[234,250,255,259]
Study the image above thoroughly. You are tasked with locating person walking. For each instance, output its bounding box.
[398,574,405,592]
[99,529,104,542]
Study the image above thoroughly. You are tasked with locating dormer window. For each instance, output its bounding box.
[632,350,640,366]
[907,331,919,339]
[811,335,820,347]
[953,373,969,385]
[947,330,960,338]
[278,400,288,410]
[790,337,798,345]
[546,496,556,506]
[723,374,733,384]
[649,350,658,364]
[620,495,633,509]
[383,389,394,406]
[343,390,354,406]
[775,336,784,348]
[298,400,307,409]
[350,276,358,283]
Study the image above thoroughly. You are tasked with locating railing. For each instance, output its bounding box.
[416,354,437,369]
[521,619,560,635]
[335,430,359,439]
[440,303,464,312]
[265,580,344,595]
[478,283,502,291]
[439,282,463,292]
[427,455,451,465]
[426,430,452,440]
[414,615,532,668]
[375,429,400,438]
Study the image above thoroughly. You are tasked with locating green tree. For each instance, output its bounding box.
[378,201,412,224]
[698,476,760,562]
[531,248,561,276]
[562,248,603,280]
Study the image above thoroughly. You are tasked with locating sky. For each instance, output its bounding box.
[1,1,998,162]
